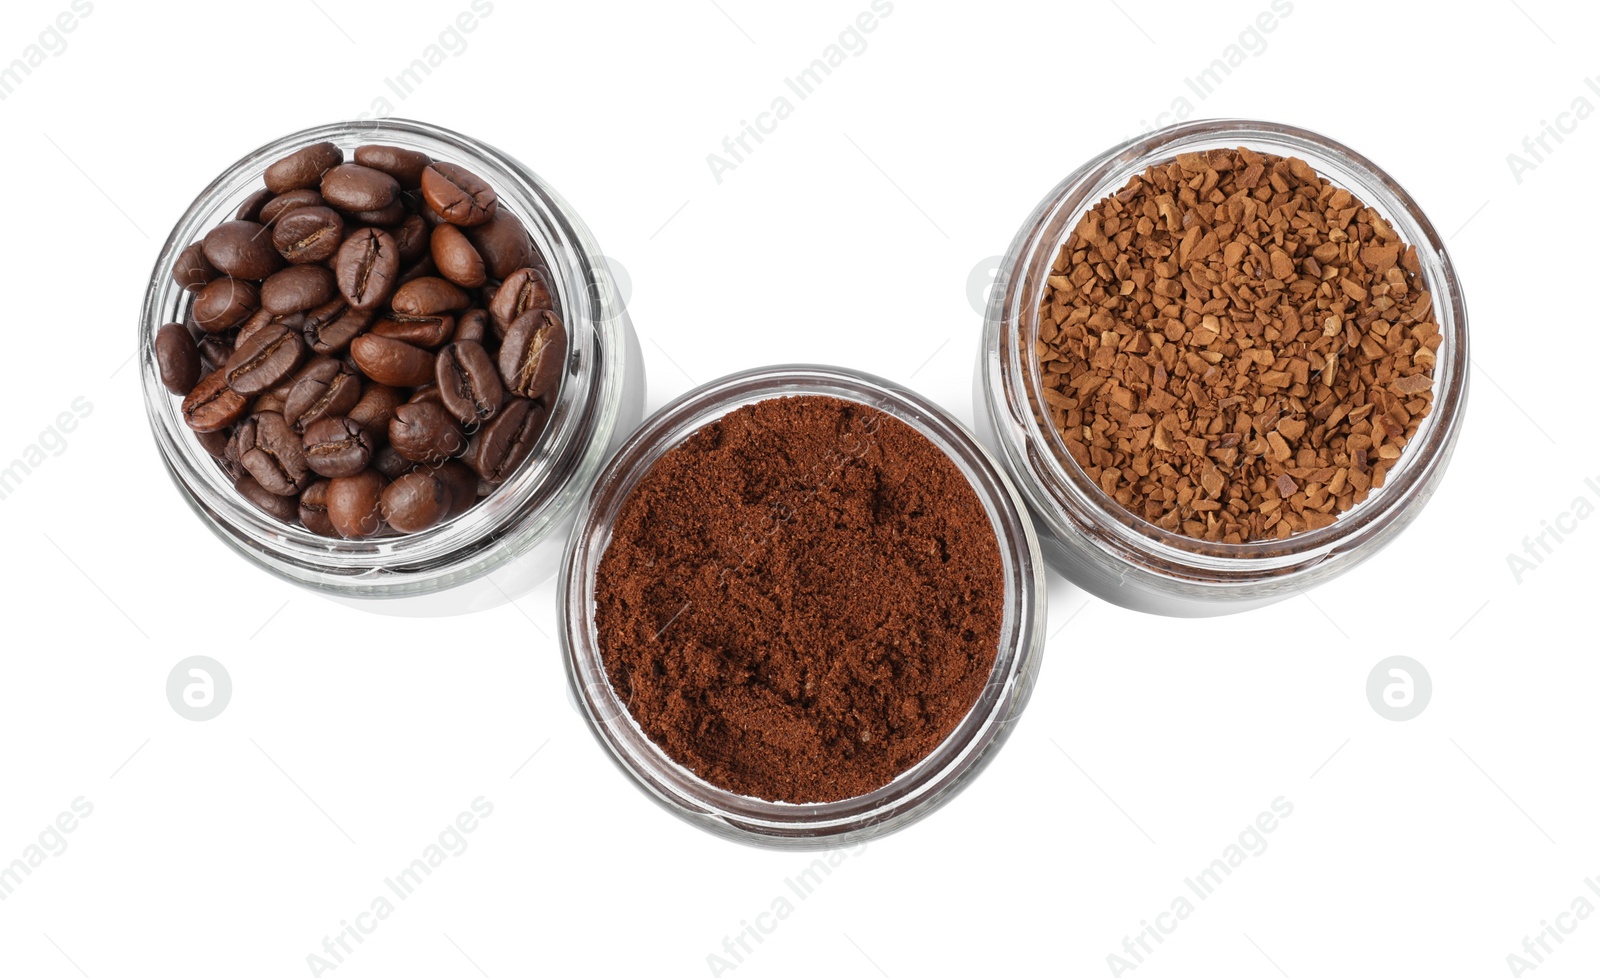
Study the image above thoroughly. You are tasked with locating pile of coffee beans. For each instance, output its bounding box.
[156,141,567,538]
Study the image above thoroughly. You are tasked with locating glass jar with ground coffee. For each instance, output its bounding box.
[141,119,645,605]
[975,119,1469,616]
[562,365,1045,847]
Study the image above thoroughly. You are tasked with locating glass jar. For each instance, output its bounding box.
[974,119,1469,617]
[561,365,1046,848]
[140,119,645,608]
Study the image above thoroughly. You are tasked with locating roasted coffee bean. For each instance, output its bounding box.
[195,427,232,458]
[334,228,399,310]
[298,480,337,536]
[259,189,324,226]
[393,213,430,264]
[221,457,255,490]
[256,370,300,416]
[395,255,440,289]
[372,315,454,348]
[156,323,202,396]
[265,141,343,194]
[392,276,471,316]
[303,416,374,478]
[235,411,312,495]
[202,220,284,280]
[283,357,362,432]
[225,322,306,395]
[408,383,444,407]
[272,206,344,263]
[371,443,413,479]
[466,396,547,483]
[389,401,466,462]
[235,188,274,222]
[326,470,388,539]
[498,309,567,398]
[434,460,482,515]
[420,162,497,226]
[436,340,503,425]
[465,210,534,280]
[350,333,435,387]
[198,333,233,373]
[238,473,300,521]
[236,307,300,345]
[260,265,338,316]
[455,308,489,345]
[347,383,404,439]
[321,163,400,213]
[380,470,452,532]
[354,144,432,189]
[235,307,277,349]
[489,267,553,333]
[347,200,408,226]
[303,299,373,354]
[173,241,219,292]
[192,278,260,332]
[431,224,487,288]
[402,187,431,219]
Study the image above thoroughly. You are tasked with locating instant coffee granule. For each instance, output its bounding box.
[1036,148,1440,542]
[593,396,1003,804]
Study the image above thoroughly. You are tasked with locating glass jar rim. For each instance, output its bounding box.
[983,118,1470,576]
[140,119,633,597]
[561,364,1045,847]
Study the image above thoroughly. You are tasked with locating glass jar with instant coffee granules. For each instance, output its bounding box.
[975,119,1469,617]
[562,366,1045,848]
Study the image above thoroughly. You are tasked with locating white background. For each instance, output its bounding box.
[1,1,1597,976]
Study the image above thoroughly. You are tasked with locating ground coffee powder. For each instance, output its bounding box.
[594,395,1003,804]
[1036,148,1440,543]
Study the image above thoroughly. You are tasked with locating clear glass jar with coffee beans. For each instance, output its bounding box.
[142,120,645,599]
[159,137,565,537]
